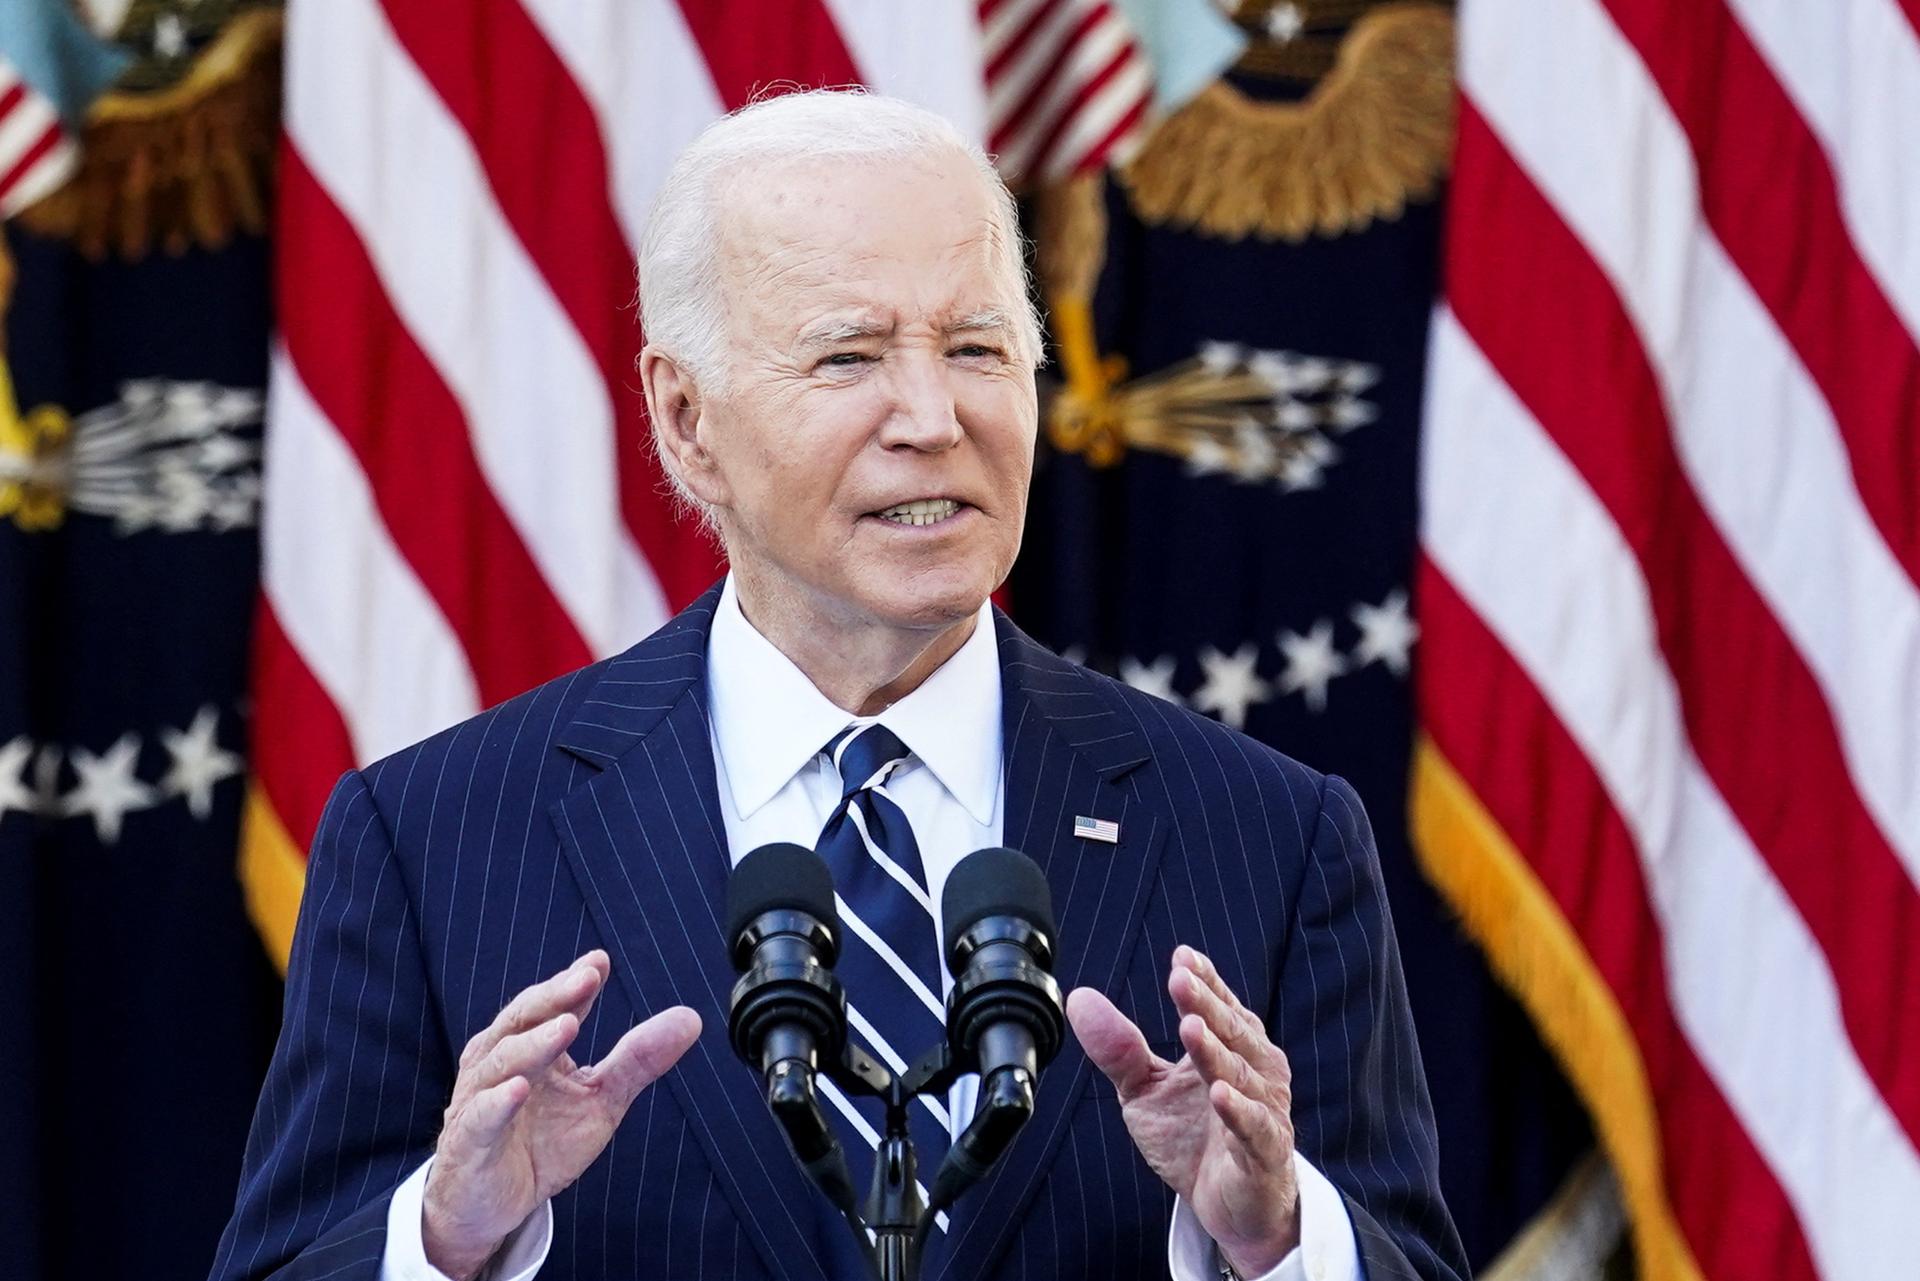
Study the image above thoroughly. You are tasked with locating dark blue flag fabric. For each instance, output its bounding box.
[0,227,282,1281]
[1012,10,1602,1272]
[0,7,283,1277]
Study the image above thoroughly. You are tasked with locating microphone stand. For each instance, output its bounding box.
[867,1071,926,1281]
[763,1040,1019,1281]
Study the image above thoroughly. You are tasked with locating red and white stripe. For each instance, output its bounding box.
[257,1,986,856]
[0,58,75,217]
[978,0,1152,185]
[1420,0,1920,1275]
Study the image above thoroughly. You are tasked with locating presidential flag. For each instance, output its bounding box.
[0,5,282,1276]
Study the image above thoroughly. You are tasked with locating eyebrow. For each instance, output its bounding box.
[944,308,1013,335]
[795,318,893,350]
[793,309,1015,351]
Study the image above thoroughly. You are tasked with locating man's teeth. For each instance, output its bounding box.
[876,499,961,526]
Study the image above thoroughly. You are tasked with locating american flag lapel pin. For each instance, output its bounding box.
[1073,814,1121,844]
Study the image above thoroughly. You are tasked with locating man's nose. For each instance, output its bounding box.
[878,354,964,451]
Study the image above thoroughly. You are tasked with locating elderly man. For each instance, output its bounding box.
[211,92,1465,1281]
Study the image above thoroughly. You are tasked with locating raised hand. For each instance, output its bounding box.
[422,950,701,1280]
[1066,946,1299,1277]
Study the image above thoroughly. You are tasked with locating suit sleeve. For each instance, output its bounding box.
[209,768,454,1281]
[1273,773,1470,1281]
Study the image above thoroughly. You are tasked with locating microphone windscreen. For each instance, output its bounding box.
[726,842,838,946]
[941,846,1056,967]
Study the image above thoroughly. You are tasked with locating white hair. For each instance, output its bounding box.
[637,88,1044,390]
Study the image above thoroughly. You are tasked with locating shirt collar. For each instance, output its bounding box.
[706,575,1002,825]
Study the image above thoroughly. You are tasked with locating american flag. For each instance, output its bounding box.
[242,0,1148,962]
[0,57,78,218]
[1414,1,1920,1279]
[980,0,1152,185]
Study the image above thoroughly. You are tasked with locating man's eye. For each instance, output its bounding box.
[952,344,1002,359]
[822,352,870,367]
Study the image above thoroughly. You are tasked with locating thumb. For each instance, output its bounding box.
[587,1005,703,1106]
[1066,987,1160,1101]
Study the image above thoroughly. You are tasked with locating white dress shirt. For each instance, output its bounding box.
[382,576,1359,1281]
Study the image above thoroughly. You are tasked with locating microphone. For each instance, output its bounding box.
[725,842,858,1214]
[929,846,1065,1210]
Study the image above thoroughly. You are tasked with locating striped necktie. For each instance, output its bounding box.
[814,722,952,1211]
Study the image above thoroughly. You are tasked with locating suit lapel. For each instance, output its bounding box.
[929,615,1171,1281]
[549,586,838,1281]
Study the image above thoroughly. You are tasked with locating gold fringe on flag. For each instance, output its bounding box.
[16,8,284,261]
[240,781,307,976]
[1118,2,1455,242]
[1409,736,1705,1281]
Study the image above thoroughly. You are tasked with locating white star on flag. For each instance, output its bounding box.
[1192,644,1272,730]
[1351,589,1419,677]
[1277,619,1349,713]
[66,733,157,844]
[161,705,244,819]
[1119,655,1183,705]
[0,737,34,824]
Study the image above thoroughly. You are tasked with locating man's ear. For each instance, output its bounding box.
[638,346,729,508]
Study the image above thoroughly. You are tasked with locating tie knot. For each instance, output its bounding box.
[825,723,912,801]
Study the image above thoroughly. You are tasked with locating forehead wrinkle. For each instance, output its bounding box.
[715,164,1026,356]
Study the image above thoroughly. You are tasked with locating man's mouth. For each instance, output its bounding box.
[871,498,964,527]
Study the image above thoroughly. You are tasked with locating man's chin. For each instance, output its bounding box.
[867,589,989,632]
[853,571,994,632]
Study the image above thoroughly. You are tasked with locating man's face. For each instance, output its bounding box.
[687,151,1039,634]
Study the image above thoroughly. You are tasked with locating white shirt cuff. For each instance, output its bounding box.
[381,1156,554,1281]
[1166,1150,1361,1281]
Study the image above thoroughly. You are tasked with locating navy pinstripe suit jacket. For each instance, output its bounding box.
[211,585,1466,1281]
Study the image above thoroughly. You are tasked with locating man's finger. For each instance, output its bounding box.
[561,968,611,1027]
[458,1075,532,1150]
[1174,947,1268,1043]
[1066,987,1164,1101]
[1170,962,1272,1066]
[1179,1012,1258,1100]
[464,953,608,1069]
[1174,946,1240,1008]
[1208,1079,1288,1168]
[582,1005,703,1107]
[476,1012,582,1090]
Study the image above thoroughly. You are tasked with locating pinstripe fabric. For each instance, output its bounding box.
[211,582,1464,1281]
